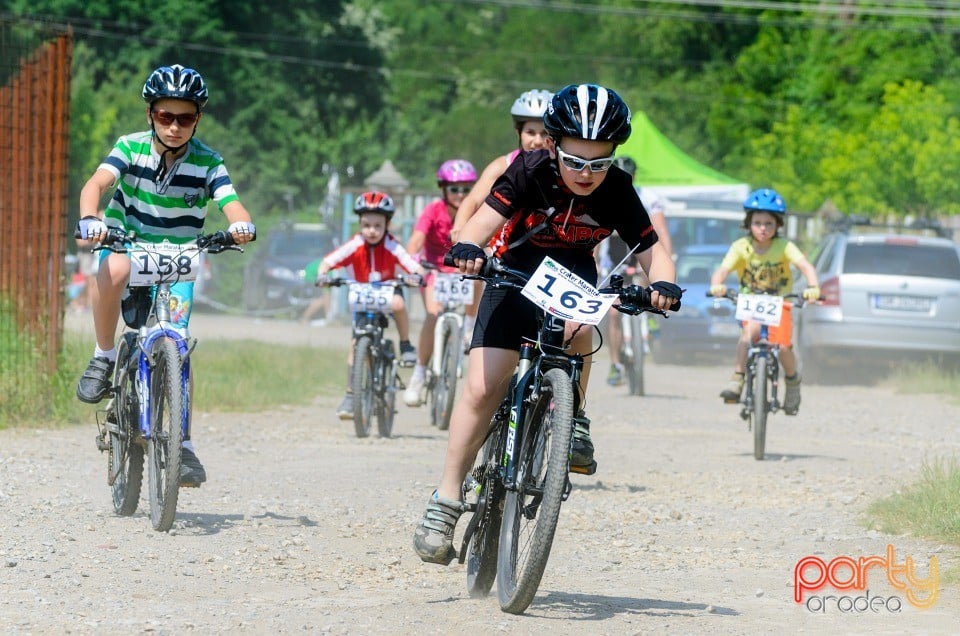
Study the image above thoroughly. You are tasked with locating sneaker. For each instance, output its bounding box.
[413,492,465,565]
[179,447,206,487]
[570,412,594,467]
[783,374,801,415]
[404,374,425,407]
[336,393,354,420]
[399,341,417,367]
[606,363,624,386]
[76,356,115,404]
[720,373,744,403]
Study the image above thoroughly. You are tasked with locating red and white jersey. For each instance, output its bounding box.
[321,233,420,282]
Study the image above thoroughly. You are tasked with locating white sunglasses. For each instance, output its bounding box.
[557,147,616,173]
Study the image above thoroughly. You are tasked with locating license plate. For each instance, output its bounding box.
[709,321,741,337]
[872,294,933,312]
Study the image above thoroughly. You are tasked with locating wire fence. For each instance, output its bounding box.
[0,16,72,417]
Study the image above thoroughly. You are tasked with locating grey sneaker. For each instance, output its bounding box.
[720,373,744,403]
[413,492,465,565]
[783,374,801,415]
[336,394,354,420]
[570,413,594,467]
[179,447,206,487]
[77,357,115,404]
[399,341,417,367]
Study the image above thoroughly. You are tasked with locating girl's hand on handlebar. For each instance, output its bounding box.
[75,216,108,242]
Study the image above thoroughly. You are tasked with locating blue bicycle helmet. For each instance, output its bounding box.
[743,188,786,215]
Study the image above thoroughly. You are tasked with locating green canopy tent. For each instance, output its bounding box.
[617,111,749,203]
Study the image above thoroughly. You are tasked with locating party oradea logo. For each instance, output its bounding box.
[794,545,938,613]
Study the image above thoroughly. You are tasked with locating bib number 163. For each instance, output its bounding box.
[521,257,616,326]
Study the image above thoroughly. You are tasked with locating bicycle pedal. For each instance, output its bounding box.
[95,433,110,452]
[722,398,739,404]
[569,461,597,476]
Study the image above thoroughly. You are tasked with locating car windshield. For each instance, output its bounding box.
[843,243,960,280]
[269,232,332,258]
[677,253,723,284]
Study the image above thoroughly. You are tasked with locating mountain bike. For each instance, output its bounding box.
[320,275,421,438]
[454,257,675,614]
[421,264,471,431]
[91,229,242,531]
[712,290,807,460]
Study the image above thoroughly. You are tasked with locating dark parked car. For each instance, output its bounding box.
[242,223,338,313]
[651,244,740,364]
[796,219,960,381]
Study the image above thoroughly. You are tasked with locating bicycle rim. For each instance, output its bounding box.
[753,356,768,460]
[497,367,574,614]
[352,337,374,438]
[110,334,143,516]
[466,422,506,597]
[436,322,459,431]
[147,337,183,531]
[377,345,396,438]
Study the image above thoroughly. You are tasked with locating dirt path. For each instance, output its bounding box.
[2,313,958,633]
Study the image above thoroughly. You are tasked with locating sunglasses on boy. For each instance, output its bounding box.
[445,185,472,195]
[556,147,616,173]
[151,109,200,127]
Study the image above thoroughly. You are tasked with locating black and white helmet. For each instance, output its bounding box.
[510,89,553,122]
[543,84,631,145]
[142,64,209,109]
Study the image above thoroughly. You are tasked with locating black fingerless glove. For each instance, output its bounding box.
[446,242,487,265]
[651,280,683,311]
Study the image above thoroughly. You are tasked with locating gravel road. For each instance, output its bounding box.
[1,312,958,633]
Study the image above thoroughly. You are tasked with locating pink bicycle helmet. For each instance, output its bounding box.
[436,159,477,185]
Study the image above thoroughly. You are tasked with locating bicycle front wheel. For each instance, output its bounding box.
[753,356,768,461]
[147,336,183,531]
[432,321,459,431]
[626,314,645,396]
[377,343,397,438]
[466,417,507,597]
[497,367,574,614]
[109,333,143,516]
[351,336,374,438]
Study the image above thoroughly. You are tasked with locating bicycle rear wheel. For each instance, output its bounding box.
[432,321,459,431]
[147,336,183,531]
[752,356,768,460]
[465,416,507,597]
[351,336,374,438]
[626,314,645,396]
[109,333,143,516]
[497,368,574,614]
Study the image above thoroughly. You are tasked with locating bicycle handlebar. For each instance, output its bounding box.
[706,289,816,308]
[318,273,424,289]
[443,255,677,316]
[78,228,243,254]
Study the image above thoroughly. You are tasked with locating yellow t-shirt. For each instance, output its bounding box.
[720,236,804,295]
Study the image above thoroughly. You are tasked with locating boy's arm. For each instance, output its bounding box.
[458,203,507,248]
[222,200,255,244]
[79,169,115,218]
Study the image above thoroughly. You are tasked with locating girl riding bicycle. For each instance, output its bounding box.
[75,64,256,487]
[709,188,820,414]
[404,159,478,407]
[413,84,681,565]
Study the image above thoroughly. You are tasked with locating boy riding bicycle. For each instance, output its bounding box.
[75,64,256,487]
[314,191,425,419]
[708,188,819,414]
[413,84,681,565]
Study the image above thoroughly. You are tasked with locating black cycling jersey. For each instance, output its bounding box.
[485,149,658,275]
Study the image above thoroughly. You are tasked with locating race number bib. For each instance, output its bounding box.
[348,283,394,313]
[433,273,474,305]
[735,293,784,327]
[521,257,617,326]
[128,241,200,286]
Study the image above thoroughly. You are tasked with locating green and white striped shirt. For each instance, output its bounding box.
[100,131,240,243]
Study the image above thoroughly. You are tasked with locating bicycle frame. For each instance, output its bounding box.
[740,323,781,421]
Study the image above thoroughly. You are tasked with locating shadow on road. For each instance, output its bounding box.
[529,590,738,620]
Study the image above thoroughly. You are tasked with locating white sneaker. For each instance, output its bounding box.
[404,374,425,407]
